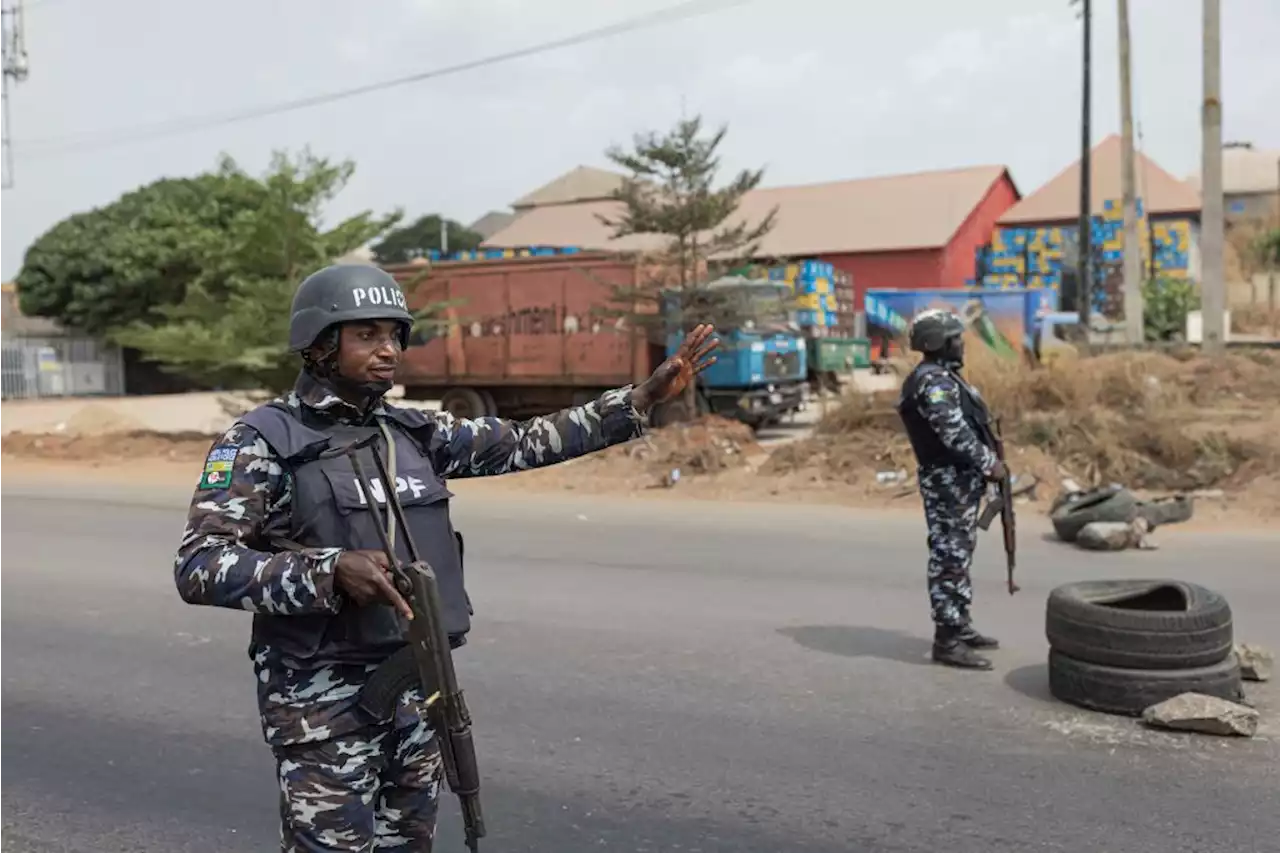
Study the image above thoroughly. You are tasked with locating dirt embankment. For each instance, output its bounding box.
[762,348,1280,519]
[4,351,1279,521]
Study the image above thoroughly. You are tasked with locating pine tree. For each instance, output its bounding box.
[598,116,779,420]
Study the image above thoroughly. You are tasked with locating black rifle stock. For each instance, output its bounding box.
[319,434,486,852]
[975,417,1019,596]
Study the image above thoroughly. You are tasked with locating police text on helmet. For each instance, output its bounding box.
[351,286,408,310]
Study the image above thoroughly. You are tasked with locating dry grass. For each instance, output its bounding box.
[769,347,1280,494]
[1232,303,1280,336]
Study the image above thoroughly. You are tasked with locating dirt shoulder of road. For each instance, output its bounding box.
[4,350,1279,532]
[1,424,1275,534]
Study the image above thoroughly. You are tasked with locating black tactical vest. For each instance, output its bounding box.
[238,403,471,671]
[896,361,993,469]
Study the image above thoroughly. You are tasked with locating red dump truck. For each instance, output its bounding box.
[386,254,662,419]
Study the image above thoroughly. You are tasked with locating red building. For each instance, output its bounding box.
[482,163,1021,310]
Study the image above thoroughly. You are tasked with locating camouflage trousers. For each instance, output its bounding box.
[918,464,986,633]
[273,713,443,852]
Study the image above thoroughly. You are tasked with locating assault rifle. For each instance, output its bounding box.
[318,434,486,851]
[976,416,1019,595]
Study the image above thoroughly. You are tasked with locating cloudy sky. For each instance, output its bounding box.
[2,0,1277,280]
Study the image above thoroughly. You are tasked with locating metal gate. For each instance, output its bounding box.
[0,335,125,400]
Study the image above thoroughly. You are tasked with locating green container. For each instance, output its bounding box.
[809,336,871,373]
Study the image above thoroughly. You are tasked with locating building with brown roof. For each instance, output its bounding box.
[1185,143,1279,224]
[981,135,1203,310]
[997,134,1201,227]
[1,280,64,336]
[483,163,1021,309]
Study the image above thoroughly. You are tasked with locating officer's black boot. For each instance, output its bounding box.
[958,625,1000,650]
[932,626,994,670]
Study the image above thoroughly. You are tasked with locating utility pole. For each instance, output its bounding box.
[1200,0,1226,354]
[1,0,31,190]
[1073,0,1093,326]
[1118,0,1144,343]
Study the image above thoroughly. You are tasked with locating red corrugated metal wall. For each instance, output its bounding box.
[941,171,1021,290]
[815,170,1021,311]
[821,250,943,311]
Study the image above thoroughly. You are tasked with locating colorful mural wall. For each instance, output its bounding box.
[973,198,1196,318]
[864,287,1058,358]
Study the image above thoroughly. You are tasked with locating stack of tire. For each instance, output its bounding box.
[1045,580,1245,716]
[1050,484,1195,543]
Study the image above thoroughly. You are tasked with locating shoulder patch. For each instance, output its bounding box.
[926,385,950,405]
[197,445,239,490]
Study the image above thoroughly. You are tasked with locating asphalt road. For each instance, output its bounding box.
[3,483,1279,853]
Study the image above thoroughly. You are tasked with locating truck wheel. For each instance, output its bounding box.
[479,390,498,417]
[1047,649,1244,717]
[440,388,488,420]
[1045,580,1234,670]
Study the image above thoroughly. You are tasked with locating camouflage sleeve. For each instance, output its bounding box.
[173,424,344,615]
[429,385,644,478]
[916,373,999,474]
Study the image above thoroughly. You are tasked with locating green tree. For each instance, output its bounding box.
[112,149,403,392]
[15,170,264,336]
[597,116,779,420]
[370,214,484,264]
[1142,276,1201,342]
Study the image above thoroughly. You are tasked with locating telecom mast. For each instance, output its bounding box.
[1,0,30,189]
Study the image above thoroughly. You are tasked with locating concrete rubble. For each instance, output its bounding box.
[1141,692,1260,738]
[1074,517,1157,551]
[1235,643,1273,682]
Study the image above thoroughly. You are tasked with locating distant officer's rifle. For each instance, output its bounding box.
[318,433,486,852]
[976,417,1019,596]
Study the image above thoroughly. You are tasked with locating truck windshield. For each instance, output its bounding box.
[705,284,792,331]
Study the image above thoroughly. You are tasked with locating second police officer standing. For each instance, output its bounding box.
[173,264,719,851]
[896,308,1007,671]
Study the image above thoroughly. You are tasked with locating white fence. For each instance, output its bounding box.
[0,335,126,400]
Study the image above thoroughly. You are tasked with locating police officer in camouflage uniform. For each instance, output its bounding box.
[896,309,1006,671]
[173,264,718,851]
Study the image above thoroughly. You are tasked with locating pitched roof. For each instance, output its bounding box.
[485,164,1012,257]
[1,281,65,336]
[510,165,627,210]
[998,134,1201,225]
[1185,145,1280,196]
[467,210,518,240]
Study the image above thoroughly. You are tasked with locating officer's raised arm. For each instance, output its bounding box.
[426,323,721,479]
[174,423,343,615]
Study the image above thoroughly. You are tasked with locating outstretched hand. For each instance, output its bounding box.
[633,323,720,412]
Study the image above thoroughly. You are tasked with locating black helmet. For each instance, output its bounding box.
[907,308,965,354]
[288,264,414,352]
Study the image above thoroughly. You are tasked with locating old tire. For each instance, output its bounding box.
[1047,650,1244,717]
[1045,580,1233,670]
[1136,495,1194,529]
[1050,486,1138,542]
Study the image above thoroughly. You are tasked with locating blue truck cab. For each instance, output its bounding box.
[662,278,809,429]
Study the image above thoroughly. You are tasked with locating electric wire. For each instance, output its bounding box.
[16,0,755,159]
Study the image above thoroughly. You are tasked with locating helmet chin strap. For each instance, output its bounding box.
[927,338,964,370]
[304,355,392,410]
[328,372,394,407]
